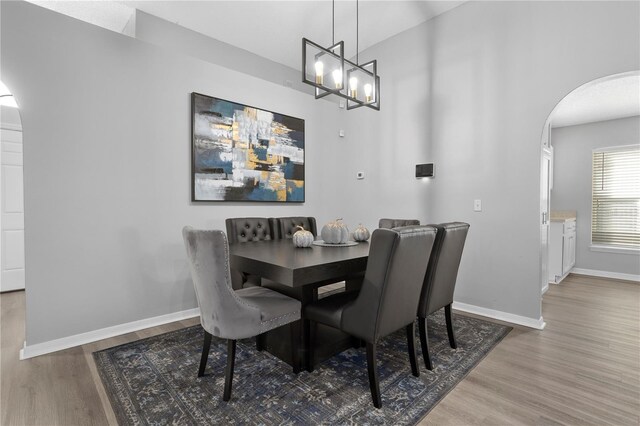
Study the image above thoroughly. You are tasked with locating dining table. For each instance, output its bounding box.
[229,239,370,373]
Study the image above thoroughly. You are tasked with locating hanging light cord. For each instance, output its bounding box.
[356,0,359,65]
[332,0,359,63]
[332,0,335,45]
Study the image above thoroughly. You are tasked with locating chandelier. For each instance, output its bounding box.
[302,0,380,111]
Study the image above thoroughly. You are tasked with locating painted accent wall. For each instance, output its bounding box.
[551,116,640,276]
[1,1,343,347]
[341,1,640,320]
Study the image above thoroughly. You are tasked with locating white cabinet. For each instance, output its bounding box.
[549,216,576,284]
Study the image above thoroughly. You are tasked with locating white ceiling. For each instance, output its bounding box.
[551,73,640,128]
[29,0,135,33]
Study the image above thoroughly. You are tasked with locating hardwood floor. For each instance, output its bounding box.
[1,275,638,425]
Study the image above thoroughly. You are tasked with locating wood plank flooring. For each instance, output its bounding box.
[1,274,638,425]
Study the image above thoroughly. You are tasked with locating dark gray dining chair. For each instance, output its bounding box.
[182,227,301,401]
[378,218,420,229]
[272,216,318,239]
[418,222,470,370]
[225,217,276,289]
[304,225,437,408]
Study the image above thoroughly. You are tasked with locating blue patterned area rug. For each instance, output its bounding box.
[94,313,510,425]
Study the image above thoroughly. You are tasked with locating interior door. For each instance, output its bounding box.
[540,130,553,295]
[0,126,25,292]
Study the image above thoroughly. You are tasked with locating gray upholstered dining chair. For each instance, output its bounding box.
[182,227,301,401]
[272,216,318,239]
[378,218,420,229]
[417,222,470,370]
[225,217,276,289]
[304,225,437,408]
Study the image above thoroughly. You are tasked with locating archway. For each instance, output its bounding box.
[539,71,640,305]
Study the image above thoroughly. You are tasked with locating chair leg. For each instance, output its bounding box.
[418,317,433,370]
[366,342,382,409]
[306,319,316,372]
[445,304,457,349]
[223,339,236,402]
[198,331,212,377]
[406,323,419,377]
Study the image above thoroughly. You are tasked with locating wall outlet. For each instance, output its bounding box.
[474,199,482,212]
[356,171,365,180]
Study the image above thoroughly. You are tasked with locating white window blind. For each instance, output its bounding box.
[592,145,640,248]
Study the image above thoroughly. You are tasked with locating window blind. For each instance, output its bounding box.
[592,145,640,248]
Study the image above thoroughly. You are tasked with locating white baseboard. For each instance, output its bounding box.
[452,302,546,330]
[541,283,549,295]
[20,307,200,360]
[0,282,25,293]
[571,268,640,283]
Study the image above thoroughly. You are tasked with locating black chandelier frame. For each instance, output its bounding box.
[301,0,380,111]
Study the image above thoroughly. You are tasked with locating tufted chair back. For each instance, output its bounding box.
[225,217,275,244]
[273,216,318,239]
[378,218,421,229]
[225,217,276,289]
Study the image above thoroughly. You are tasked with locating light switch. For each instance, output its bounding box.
[339,129,345,137]
[474,199,482,212]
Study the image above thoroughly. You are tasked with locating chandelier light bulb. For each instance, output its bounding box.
[349,76,358,98]
[364,83,373,102]
[315,61,324,85]
[332,69,343,89]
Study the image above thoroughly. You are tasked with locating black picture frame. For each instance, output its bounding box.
[191,92,305,203]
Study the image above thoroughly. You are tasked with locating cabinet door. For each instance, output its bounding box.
[562,233,575,274]
[548,222,563,283]
[568,232,576,269]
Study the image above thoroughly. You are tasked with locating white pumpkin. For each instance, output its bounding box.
[353,224,370,242]
[293,226,314,248]
[321,218,350,244]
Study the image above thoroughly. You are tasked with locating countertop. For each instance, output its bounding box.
[550,210,577,222]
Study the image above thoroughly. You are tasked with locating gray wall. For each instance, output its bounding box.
[133,10,315,97]
[340,1,639,319]
[1,1,343,346]
[551,116,640,275]
[2,0,639,348]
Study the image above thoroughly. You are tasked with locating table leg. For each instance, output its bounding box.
[261,281,316,374]
[296,286,314,374]
[345,272,364,292]
[260,279,362,373]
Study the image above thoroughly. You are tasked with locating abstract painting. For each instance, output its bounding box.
[191,93,305,202]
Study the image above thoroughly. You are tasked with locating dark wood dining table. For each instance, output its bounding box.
[229,239,370,373]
